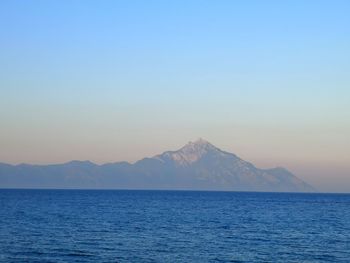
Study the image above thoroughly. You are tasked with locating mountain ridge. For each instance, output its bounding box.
[0,139,315,192]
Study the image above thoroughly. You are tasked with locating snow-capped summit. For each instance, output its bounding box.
[154,138,222,166]
[182,138,219,153]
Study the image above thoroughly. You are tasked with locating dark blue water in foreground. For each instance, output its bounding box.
[0,190,350,262]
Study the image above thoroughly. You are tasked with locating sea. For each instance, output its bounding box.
[0,189,349,262]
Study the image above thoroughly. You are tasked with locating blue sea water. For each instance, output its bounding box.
[0,190,349,262]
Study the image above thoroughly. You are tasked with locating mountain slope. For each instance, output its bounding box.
[0,139,315,192]
[139,139,314,191]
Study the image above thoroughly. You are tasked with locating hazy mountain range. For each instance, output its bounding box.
[0,139,314,192]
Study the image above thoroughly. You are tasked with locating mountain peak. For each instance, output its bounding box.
[155,138,221,166]
[184,138,216,150]
[180,138,219,154]
[193,138,210,144]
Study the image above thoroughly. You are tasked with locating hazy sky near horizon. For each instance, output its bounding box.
[1,1,349,192]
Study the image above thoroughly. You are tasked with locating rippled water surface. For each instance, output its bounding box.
[0,189,350,262]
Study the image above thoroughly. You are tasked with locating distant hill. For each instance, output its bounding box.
[0,139,315,192]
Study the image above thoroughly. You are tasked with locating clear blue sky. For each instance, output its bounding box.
[0,0,349,192]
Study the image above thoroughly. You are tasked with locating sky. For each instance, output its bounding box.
[0,0,349,192]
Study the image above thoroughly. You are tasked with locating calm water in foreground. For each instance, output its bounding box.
[0,190,349,262]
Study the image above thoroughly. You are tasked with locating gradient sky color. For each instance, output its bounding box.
[1,0,349,192]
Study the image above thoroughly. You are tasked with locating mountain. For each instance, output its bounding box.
[0,139,315,192]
